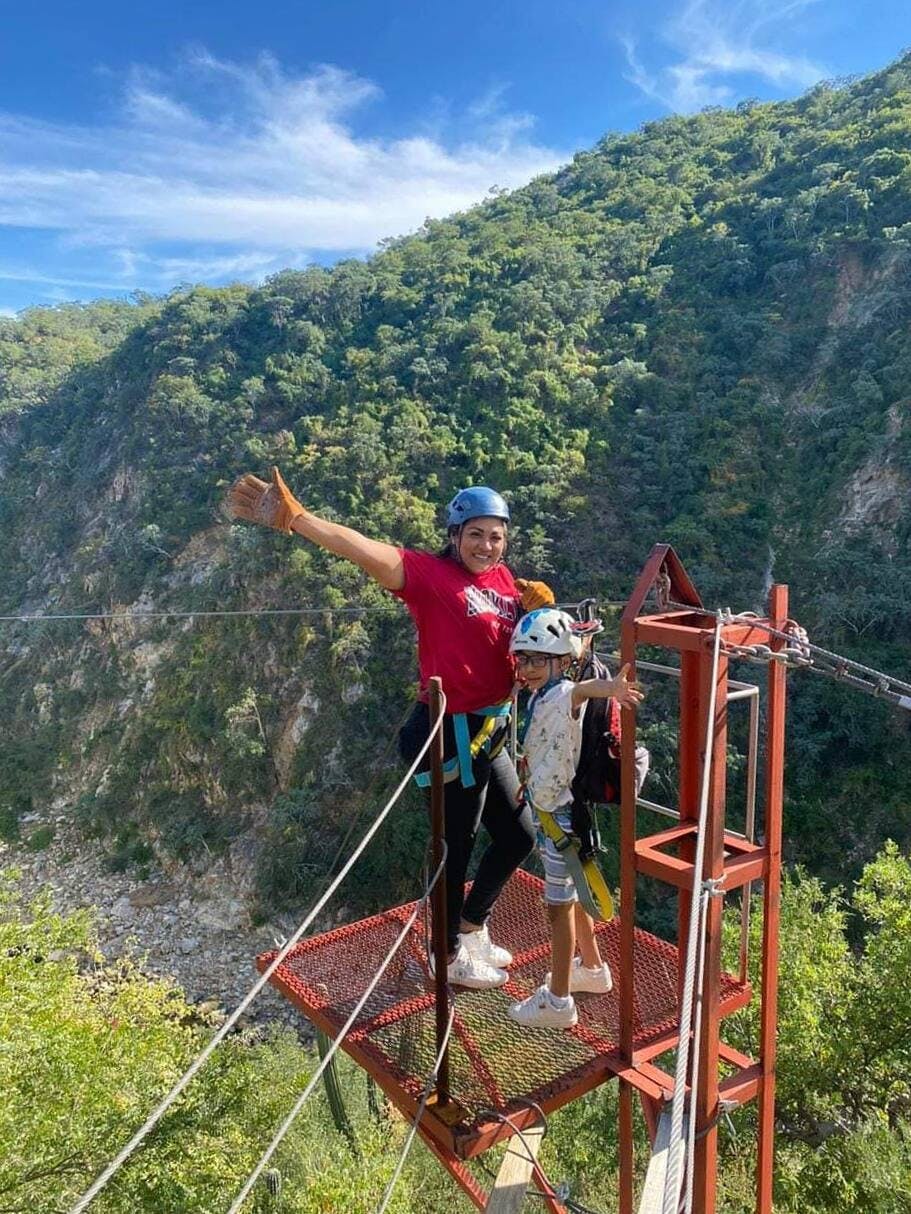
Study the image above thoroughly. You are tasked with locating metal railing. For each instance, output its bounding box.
[609,654,760,987]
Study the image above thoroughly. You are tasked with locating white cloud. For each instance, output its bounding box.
[0,267,130,291]
[623,0,828,112]
[0,52,568,299]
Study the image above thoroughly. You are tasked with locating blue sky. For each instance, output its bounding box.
[1,0,907,314]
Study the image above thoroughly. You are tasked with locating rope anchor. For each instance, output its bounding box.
[696,603,911,712]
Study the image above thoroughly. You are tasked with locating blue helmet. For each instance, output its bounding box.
[446,486,510,529]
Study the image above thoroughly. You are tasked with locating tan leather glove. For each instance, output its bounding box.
[515,578,556,611]
[226,467,306,534]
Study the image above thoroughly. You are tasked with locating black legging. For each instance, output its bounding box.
[399,703,536,953]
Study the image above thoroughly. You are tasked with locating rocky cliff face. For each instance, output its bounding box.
[3,813,300,1025]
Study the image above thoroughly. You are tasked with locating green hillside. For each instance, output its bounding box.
[1,56,910,907]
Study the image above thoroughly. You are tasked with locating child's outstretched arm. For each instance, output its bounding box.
[571,662,644,712]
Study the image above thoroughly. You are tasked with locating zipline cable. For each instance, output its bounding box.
[0,605,399,623]
[373,1001,458,1214]
[722,609,911,696]
[661,616,723,1214]
[659,596,911,706]
[1,600,628,626]
[227,845,449,1214]
[67,693,447,1214]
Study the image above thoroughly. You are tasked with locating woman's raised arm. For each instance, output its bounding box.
[227,467,405,591]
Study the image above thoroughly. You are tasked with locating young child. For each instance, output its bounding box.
[508,608,644,1028]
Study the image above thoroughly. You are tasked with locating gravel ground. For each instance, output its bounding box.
[3,812,314,1032]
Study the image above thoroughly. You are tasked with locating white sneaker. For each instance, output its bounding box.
[508,985,578,1029]
[545,957,613,994]
[435,943,508,990]
[461,924,513,968]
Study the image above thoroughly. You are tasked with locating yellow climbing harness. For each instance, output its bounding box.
[536,807,615,923]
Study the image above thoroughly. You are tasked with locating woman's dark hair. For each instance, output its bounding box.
[438,525,460,560]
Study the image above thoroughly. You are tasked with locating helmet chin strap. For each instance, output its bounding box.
[538,657,565,695]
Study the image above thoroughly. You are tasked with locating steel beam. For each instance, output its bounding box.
[757,585,787,1213]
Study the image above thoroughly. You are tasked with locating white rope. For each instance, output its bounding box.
[67,693,447,1214]
[683,885,713,1214]
[373,1003,458,1214]
[661,616,723,1214]
[227,847,450,1214]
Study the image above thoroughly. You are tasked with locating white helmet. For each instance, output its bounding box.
[509,608,582,659]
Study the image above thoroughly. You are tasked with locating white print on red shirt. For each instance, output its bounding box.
[464,585,520,621]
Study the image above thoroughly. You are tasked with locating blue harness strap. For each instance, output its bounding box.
[452,711,474,787]
[414,699,512,790]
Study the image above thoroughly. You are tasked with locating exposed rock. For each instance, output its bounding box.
[129,883,178,909]
[341,681,365,705]
[195,896,247,933]
[108,467,136,503]
[841,463,907,551]
[273,689,320,790]
[111,895,136,923]
[170,526,230,579]
[0,819,304,1031]
[33,683,53,723]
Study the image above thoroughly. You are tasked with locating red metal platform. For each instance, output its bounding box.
[258,868,750,1161]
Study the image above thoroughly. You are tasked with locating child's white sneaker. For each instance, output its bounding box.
[461,924,513,968]
[434,944,508,990]
[545,957,613,994]
[507,985,578,1029]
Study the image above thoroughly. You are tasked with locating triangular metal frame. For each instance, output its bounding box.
[621,543,703,628]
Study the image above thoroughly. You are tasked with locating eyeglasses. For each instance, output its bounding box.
[514,653,551,669]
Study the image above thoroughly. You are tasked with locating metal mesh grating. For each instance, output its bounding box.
[258,870,748,1154]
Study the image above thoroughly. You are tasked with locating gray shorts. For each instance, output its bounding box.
[537,808,578,906]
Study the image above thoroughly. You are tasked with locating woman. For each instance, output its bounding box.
[227,469,553,989]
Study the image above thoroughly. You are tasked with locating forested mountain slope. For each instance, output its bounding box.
[1,56,910,908]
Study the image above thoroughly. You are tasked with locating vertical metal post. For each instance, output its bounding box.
[677,651,702,997]
[619,613,638,1214]
[619,1083,634,1214]
[757,586,787,1213]
[429,676,450,1106]
[739,692,760,985]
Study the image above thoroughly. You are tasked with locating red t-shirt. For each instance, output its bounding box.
[392,549,520,713]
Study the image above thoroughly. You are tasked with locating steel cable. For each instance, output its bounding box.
[683,884,714,1214]
[373,1000,458,1214]
[67,692,447,1214]
[227,844,449,1214]
[0,605,399,623]
[659,596,911,700]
